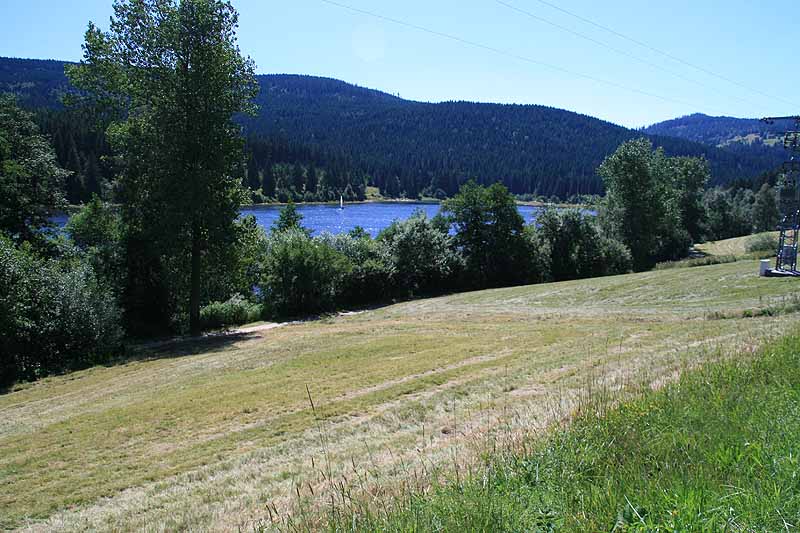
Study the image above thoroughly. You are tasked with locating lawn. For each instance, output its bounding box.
[1,259,798,531]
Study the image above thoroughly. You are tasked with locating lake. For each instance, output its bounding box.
[241,202,546,236]
[53,202,561,237]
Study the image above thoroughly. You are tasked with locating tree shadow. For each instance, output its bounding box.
[111,329,263,366]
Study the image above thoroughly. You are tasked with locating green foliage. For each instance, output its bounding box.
[670,155,709,242]
[68,0,258,335]
[752,183,780,233]
[66,195,119,248]
[327,333,800,532]
[654,254,739,270]
[257,228,351,317]
[378,211,462,294]
[66,195,124,294]
[703,187,754,240]
[318,231,396,305]
[599,138,692,270]
[0,94,68,245]
[272,201,306,233]
[744,232,778,254]
[0,236,122,386]
[531,208,631,281]
[199,293,262,330]
[443,181,537,288]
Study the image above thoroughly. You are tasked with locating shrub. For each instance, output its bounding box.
[531,208,631,281]
[655,254,738,270]
[442,181,536,288]
[257,228,351,317]
[378,211,463,295]
[199,293,262,330]
[0,236,123,386]
[318,231,396,305]
[745,232,778,254]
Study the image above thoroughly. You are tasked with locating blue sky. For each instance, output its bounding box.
[1,0,798,127]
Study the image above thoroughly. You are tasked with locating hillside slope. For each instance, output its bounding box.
[1,258,798,531]
[0,56,784,199]
[644,112,787,148]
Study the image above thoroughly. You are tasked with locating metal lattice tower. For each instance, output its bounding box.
[762,115,800,274]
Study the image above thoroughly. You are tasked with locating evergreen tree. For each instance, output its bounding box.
[273,201,308,234]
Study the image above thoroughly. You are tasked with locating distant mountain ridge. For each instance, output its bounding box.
[0,56,784,198]
[644,113,786,148]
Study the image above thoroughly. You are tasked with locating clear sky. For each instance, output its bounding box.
[1,0,798,127]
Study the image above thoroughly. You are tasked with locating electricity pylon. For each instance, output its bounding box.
[762,115,800,275]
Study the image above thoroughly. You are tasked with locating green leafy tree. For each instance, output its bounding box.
[68,0,258,335]
[0,235,122,386]
[258,228,350,316]
[442,181,535,288]
[671,156,709,243]
[703,187,754,240]
[378,210,461,294]
[0,94,68,245]
[599,138,690,270]
[530,208,630,281]
[753,183,780,233]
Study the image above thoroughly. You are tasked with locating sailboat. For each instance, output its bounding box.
[339,195,344,210]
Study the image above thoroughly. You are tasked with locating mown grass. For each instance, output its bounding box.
[1,259,798,531]
[694,231,778,258]
[325,333,800,532]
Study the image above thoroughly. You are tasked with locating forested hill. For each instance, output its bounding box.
[0,56,784,199]
[643,113,786,148]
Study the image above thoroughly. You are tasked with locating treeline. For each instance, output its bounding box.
[644,113,785,147]
[244,136,368,203]
[1,57,786,202]
[0,81,782,388]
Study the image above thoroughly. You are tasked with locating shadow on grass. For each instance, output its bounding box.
[119,330,264,365]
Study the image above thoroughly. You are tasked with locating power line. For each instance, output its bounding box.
[496,0,768,112]
[318,0,732,115]
[519,0,799,109]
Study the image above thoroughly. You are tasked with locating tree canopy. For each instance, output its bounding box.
[68,0,258,335]
[0,94,68,245]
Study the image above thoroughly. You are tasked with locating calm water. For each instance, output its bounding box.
[242,202,545,237]
[54,202,555,236]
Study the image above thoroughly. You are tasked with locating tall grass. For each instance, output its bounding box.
[292,334,800,532]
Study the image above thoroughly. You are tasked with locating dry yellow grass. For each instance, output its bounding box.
[1,259,798,531]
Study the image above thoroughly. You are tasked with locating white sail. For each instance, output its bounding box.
[340,195,344,209]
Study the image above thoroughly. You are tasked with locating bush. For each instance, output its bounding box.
[443,181,537,288]
[745,232,778,254]
[531,208,631,281]
[199,293,262,330]
[378,211,463,295]
[0,236,123,386]
[257,228,351,317]
[318,230,397,305]
[703,187,754,241]
[655,254,739,270]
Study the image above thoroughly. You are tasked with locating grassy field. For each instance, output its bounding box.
[334,331,800,532]
[1,257,799,531]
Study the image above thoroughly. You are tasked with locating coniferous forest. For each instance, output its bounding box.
[0,57,785,204]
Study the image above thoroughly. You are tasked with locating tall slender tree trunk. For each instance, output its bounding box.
[189,220,201,336]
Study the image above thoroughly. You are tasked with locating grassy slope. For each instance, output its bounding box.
[1,259,799,531]
[695,231,778,257]
[347,330,800,532]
